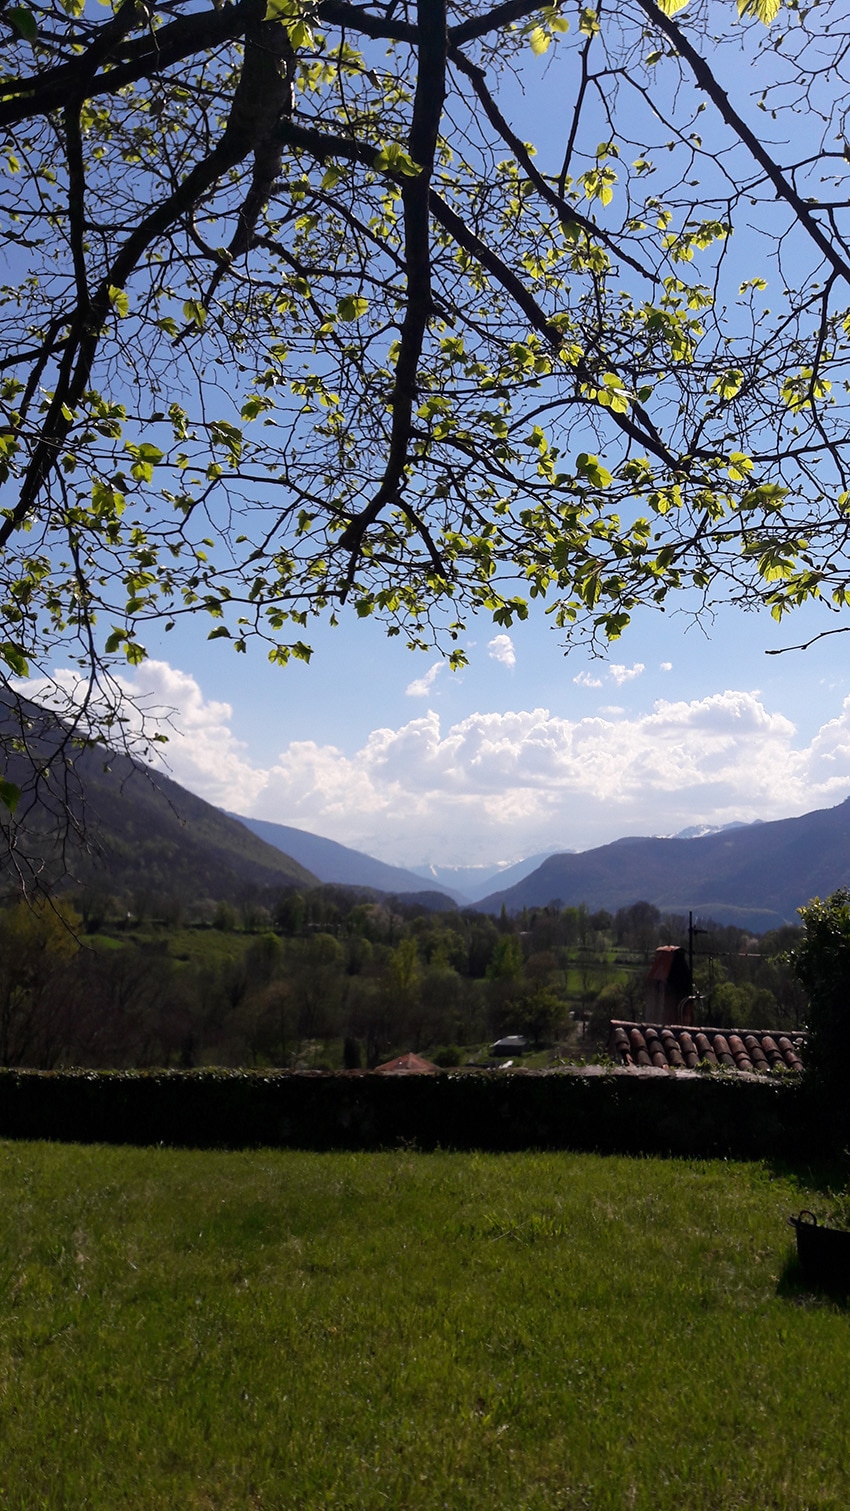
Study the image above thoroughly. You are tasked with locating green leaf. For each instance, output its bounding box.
[737,0,781,22]
[108,285,129,318]
[711,369,744,401]
[240,395,272,421]
[126,442,164,482]
[0,642,28,677]
[337,295,368,322]
[0,778,21,814]
[527,25,551,53]
[576,453,613,488]
[209,419,243,463]
[373,142,422,177]
[656,0,688,13]
[727,450,753,481]
[182,300,207,330]
[7,7,38,41]
[594,373,630,414]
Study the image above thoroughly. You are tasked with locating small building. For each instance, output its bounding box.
[490,1035,529,1058]
[374,1052,438,1075]
[646,945,694,1025]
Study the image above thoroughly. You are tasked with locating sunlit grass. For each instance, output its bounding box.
[1,1143,847,1509]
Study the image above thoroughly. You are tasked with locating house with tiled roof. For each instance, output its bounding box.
[374,1052,438,1075]
[608,1020,804,1075]
[607,943,804,1075]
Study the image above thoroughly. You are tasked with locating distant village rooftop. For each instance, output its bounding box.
[374,1052,438,1075]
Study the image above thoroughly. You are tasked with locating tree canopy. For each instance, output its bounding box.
[1,0,850,798]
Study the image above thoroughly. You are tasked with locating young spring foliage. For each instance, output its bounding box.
[0,0,849,793]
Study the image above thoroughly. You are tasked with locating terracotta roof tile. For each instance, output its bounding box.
[608,1021,805,1075]
[661,1029,684,1069]
[727,1034,753,1073]
[744,1034,769,1073]
[694,1031,717,1067]
[777,1035,804,1072]
[628,1026,651,1067]
[677,1030,699,1070]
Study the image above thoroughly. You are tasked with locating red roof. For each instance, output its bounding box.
[609,1020,804,1074]
[374,1052,438,1075]
[646,945,687,983]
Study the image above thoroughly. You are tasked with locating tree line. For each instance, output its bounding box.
[0,887,803,1069]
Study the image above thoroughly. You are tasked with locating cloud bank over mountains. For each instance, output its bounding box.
[25,659,850,867]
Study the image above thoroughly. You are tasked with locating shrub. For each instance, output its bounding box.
[793,889,850,1142]
[432,1045,462,1068]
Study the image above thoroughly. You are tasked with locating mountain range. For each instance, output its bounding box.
[2,692,848,931]
[475,799,850,931]
[234,801,850,932]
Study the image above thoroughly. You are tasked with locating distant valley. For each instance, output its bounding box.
[232,817,562,905]
[231,815,463,905]
[236,802,850,934]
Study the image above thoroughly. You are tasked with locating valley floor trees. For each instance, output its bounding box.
[0,887,801,1068]
[2,0,850,850]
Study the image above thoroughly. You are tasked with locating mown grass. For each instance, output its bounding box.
[1,1143,848,1510]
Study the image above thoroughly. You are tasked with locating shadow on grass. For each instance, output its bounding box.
[766,1155,850,1198]
[776,1248,850,1310]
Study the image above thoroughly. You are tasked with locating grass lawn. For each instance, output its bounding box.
[1,1143,848,1509]
[87,926,260,970]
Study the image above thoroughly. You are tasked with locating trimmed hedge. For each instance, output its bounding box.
[0,1066,817,1158]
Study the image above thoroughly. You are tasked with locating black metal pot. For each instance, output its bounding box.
[789,1209,850,1290]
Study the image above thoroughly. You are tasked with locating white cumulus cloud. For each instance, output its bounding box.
[19,663,850,865]
[573,670,603,688]
[405,661,443,697]
[488,634,516,669]
[609,662,645,685]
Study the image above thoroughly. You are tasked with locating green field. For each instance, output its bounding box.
[1,1142,848,1509]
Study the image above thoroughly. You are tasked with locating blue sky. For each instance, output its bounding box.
[32,10,850,872]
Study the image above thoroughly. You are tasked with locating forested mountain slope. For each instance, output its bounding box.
[0,697,316,905]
